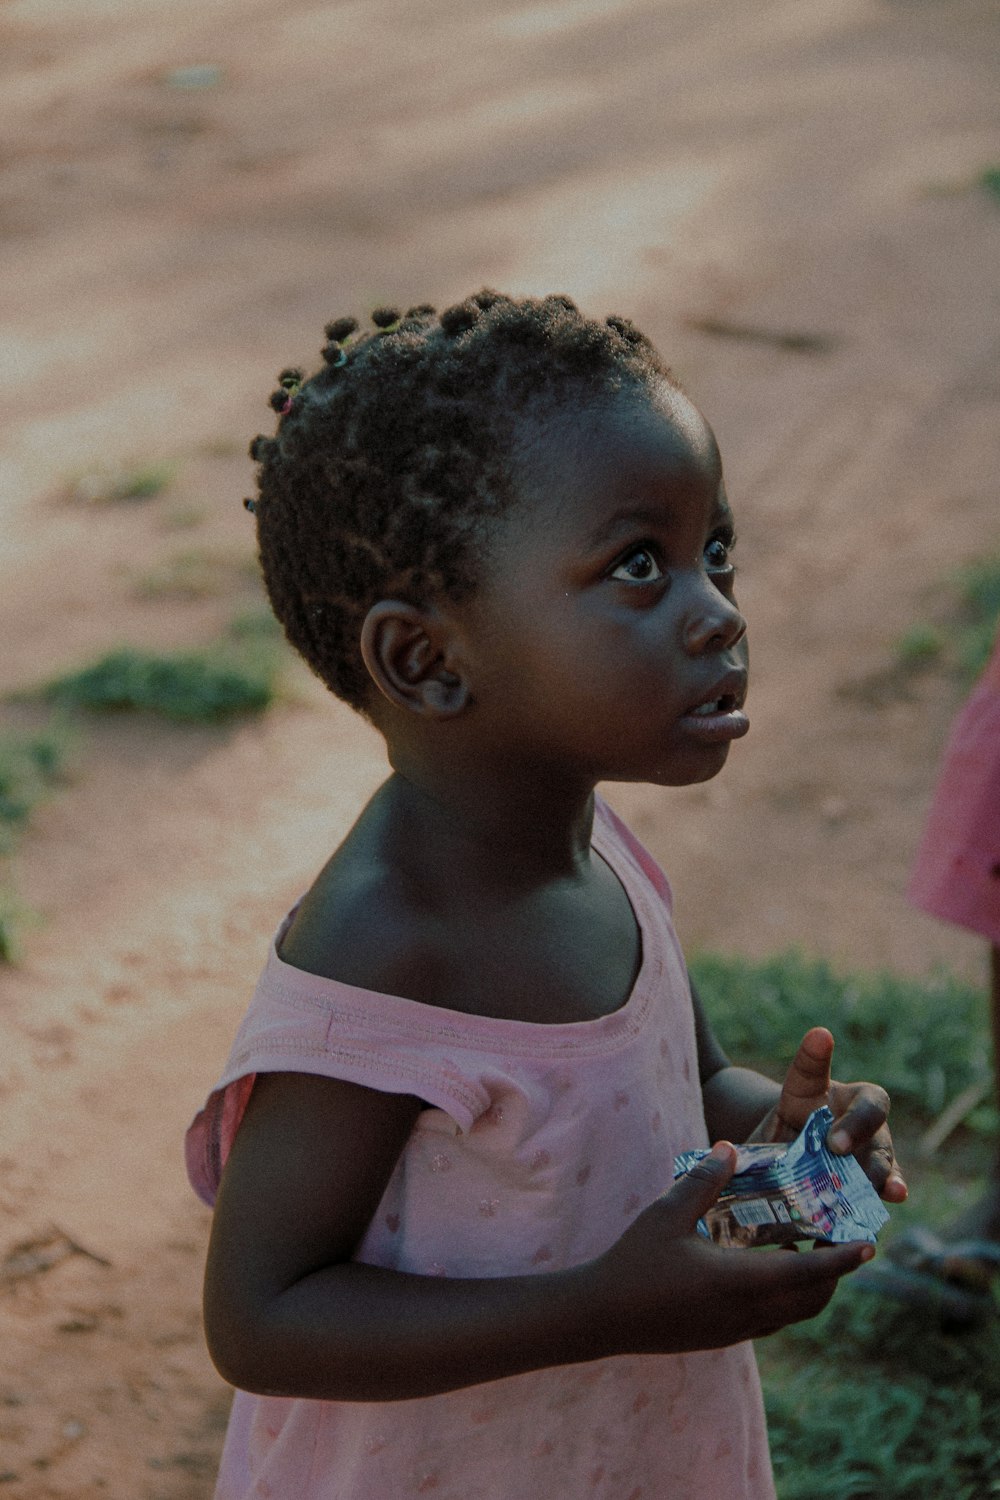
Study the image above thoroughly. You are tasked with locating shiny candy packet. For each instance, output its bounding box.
[673,1106,890,1247]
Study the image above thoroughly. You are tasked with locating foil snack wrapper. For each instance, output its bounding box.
[673,1106,890,1247]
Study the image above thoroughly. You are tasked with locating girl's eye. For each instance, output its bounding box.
[705,534,735,571]
[610,547,663,583]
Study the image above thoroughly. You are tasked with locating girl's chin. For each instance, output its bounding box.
[606,743,736,788]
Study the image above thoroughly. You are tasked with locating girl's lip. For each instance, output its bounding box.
[677,706,751,742]
[685,668,748,719]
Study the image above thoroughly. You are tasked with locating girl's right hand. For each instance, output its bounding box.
[594,1142,874,1354]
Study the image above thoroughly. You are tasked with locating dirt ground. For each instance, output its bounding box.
[1,0,998,1493]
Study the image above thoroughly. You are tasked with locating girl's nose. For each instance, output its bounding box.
[682,579,747,656]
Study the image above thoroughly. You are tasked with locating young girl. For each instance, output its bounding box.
[187,291,906,1500]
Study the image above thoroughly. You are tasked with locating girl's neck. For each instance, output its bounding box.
[376,760,598,889]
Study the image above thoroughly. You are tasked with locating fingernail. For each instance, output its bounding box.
[859,1245,875,1263]
[830,1129,851,1154]
[710,1141,734,1162]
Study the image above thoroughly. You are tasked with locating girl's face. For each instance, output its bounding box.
[456,382,749,788]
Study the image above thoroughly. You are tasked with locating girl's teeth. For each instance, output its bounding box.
[691,699,722,716]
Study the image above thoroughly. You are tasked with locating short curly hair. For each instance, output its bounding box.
[248,289,673,712]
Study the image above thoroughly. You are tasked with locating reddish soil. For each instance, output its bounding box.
[1,0,997,1493]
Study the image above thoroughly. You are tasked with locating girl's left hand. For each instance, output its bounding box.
[749,1027,908,1204]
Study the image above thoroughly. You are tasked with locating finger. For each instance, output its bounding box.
[802,1238,874,1271]
[769,1245,871,1326]
[663,1142,737,1231]
[700,1237,875,1343]
[760,1238,874,1290]
[882,1170,908,1203]
[849,1129,908,1201]
[854,1135,894,1190]
[827,1087,890,1155]
[726,1239,874,1336]
[773,1027,835,1129]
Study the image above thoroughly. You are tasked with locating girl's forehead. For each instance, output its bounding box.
[509,383,722,526]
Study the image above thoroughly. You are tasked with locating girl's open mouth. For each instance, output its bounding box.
[679,694,750,740]
[689,692,738,717]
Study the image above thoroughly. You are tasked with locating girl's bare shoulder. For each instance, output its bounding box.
[277,845,462,1007]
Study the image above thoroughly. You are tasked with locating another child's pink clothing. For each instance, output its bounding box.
[908,636,1000,945]
[186,796,775,1500]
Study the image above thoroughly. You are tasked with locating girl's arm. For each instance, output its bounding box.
[203,1070,870,1403]
[690,979,782,1140]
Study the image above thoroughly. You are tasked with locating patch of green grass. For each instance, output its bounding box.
[0,886,30,964]
[115,463,174,500]
[44,647,273,722]
[955,555,1000,681]
[70,463,175,505]
[895,623,943,669]
[691,949,1000,1496]
[761,1278,1000,1498]
[689,950,990,1120]
[0,724,71,852]
[40,615,286,723]
[979,165,1000,203]
[765,1351,999,1498]
[0,723,71,963]
[894,554,1000,686]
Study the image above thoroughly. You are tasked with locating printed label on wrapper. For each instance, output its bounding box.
[673,1106,890,1247]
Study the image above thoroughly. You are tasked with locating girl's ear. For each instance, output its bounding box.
[360,600,471,718]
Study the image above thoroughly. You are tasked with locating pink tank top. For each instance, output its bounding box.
[187,796,775,1500]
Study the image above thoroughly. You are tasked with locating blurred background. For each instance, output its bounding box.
[1,0,998,1494]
